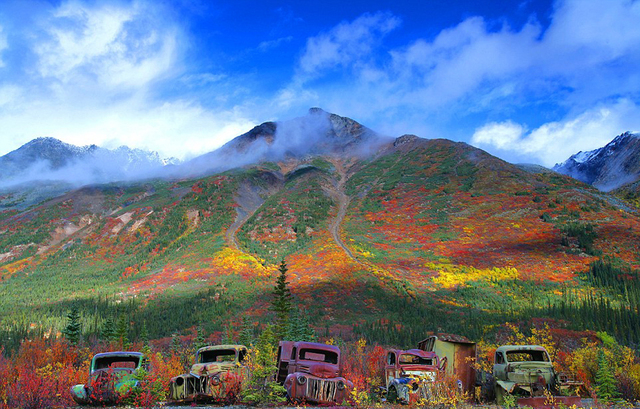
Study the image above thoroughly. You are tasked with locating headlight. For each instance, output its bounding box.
[297,376,307,385]
[209,375,221,386]
[337,381,345,390]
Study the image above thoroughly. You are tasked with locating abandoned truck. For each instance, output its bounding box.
[493,345,581,407]
[169,344,248,403]
[384,348,444,404]
[70,351,147,405]
[276,341,353,404]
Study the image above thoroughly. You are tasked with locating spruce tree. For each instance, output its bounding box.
[194,325,208,351]
[239,316,255,347]
[595,348,619,403]
[101,316,116,342]
[140,321,151,356]
[170,332,182,354]
[222,323,235,344]
[115,315,130,350]
[272,260,292,340]
[62,307,82,346]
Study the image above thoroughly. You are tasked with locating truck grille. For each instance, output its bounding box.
[305,378,338,403]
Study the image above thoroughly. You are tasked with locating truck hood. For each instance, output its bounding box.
[297,362,339,378]
[190,362,238,377]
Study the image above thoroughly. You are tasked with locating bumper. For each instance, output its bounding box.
[284,373,352,405]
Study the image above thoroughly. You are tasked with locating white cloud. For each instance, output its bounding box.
[278,0,640,157]
[0,1,256,160]
[471,121,526,150]
[471,99,640,166]
[35,1,177,89]
[297,11,401,80]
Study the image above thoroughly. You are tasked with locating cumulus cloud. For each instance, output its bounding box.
[297,11,401,80]
[278,0,640,163]
[34,1,178,88]
[0,0,255,160]
[471,99,640,166]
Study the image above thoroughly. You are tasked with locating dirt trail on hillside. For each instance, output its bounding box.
[325,159,361,264]
[226,182,266,250]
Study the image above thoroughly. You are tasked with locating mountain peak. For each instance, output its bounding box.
[554,131,640,191]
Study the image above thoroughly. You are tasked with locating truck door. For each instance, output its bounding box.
[385,352,397,387]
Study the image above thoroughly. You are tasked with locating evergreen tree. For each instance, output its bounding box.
[62,307,82,346]
[286,308,316,342]
[222,323,235,344]
[595,348,619,403]
[272,260,292,340]
[140,321,151,356]
[101,316,116,343]
[240,324,286,404]
[194,325,208,351]
[239,316,255,347]
[115,315,130,350]
[170,332,182,354]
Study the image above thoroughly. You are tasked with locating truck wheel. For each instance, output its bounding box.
[387,386,399,403]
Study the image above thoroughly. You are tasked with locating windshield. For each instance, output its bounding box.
[399,354,435,366]
[199,349,237,363]
[299,348,338,364]
[94,356,140,370]
[506,350,550,363]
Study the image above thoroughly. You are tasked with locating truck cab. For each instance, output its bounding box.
[169,344,247,403]
[70,351,147,405]
[385,349,441,404]
[276,341,352,405]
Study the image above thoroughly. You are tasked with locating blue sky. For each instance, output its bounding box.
[0,0,639,166]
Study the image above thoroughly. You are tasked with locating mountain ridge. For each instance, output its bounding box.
[553,131,640,191]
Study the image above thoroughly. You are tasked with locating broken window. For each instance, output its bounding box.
[506,350,550,363]
[299,348,338,364]
[399,354,433,366]
[199,349,237,363]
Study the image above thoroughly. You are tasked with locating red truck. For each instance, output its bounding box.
[276,341,353,405]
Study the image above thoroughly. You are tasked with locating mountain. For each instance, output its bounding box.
[553,131,640,191]
[1,109,639,352]
[0,137,174,188]
[178,107,387,177]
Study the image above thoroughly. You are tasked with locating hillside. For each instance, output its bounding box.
[1,111,640,351]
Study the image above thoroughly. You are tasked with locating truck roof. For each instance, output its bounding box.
[279,340,341,354]
[389,348,438,358]
[495,345,548,354]
[196,344,247,353]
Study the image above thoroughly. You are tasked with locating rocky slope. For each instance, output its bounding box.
[553,132,640,191]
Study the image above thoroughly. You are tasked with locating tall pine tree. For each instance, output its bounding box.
[272,260,292,340]
[595,348,619,403]
[62,307,82,346]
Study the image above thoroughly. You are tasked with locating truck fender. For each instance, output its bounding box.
[496,380,516,394]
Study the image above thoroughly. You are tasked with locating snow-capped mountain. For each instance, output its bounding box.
[553,132,640,191]
[0,137,176,188]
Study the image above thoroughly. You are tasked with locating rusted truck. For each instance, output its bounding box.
[169,344,248,403]
[493,345,582,408]
[70,351,147,405]
[384,348,444,404]
[276,341,353,404]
